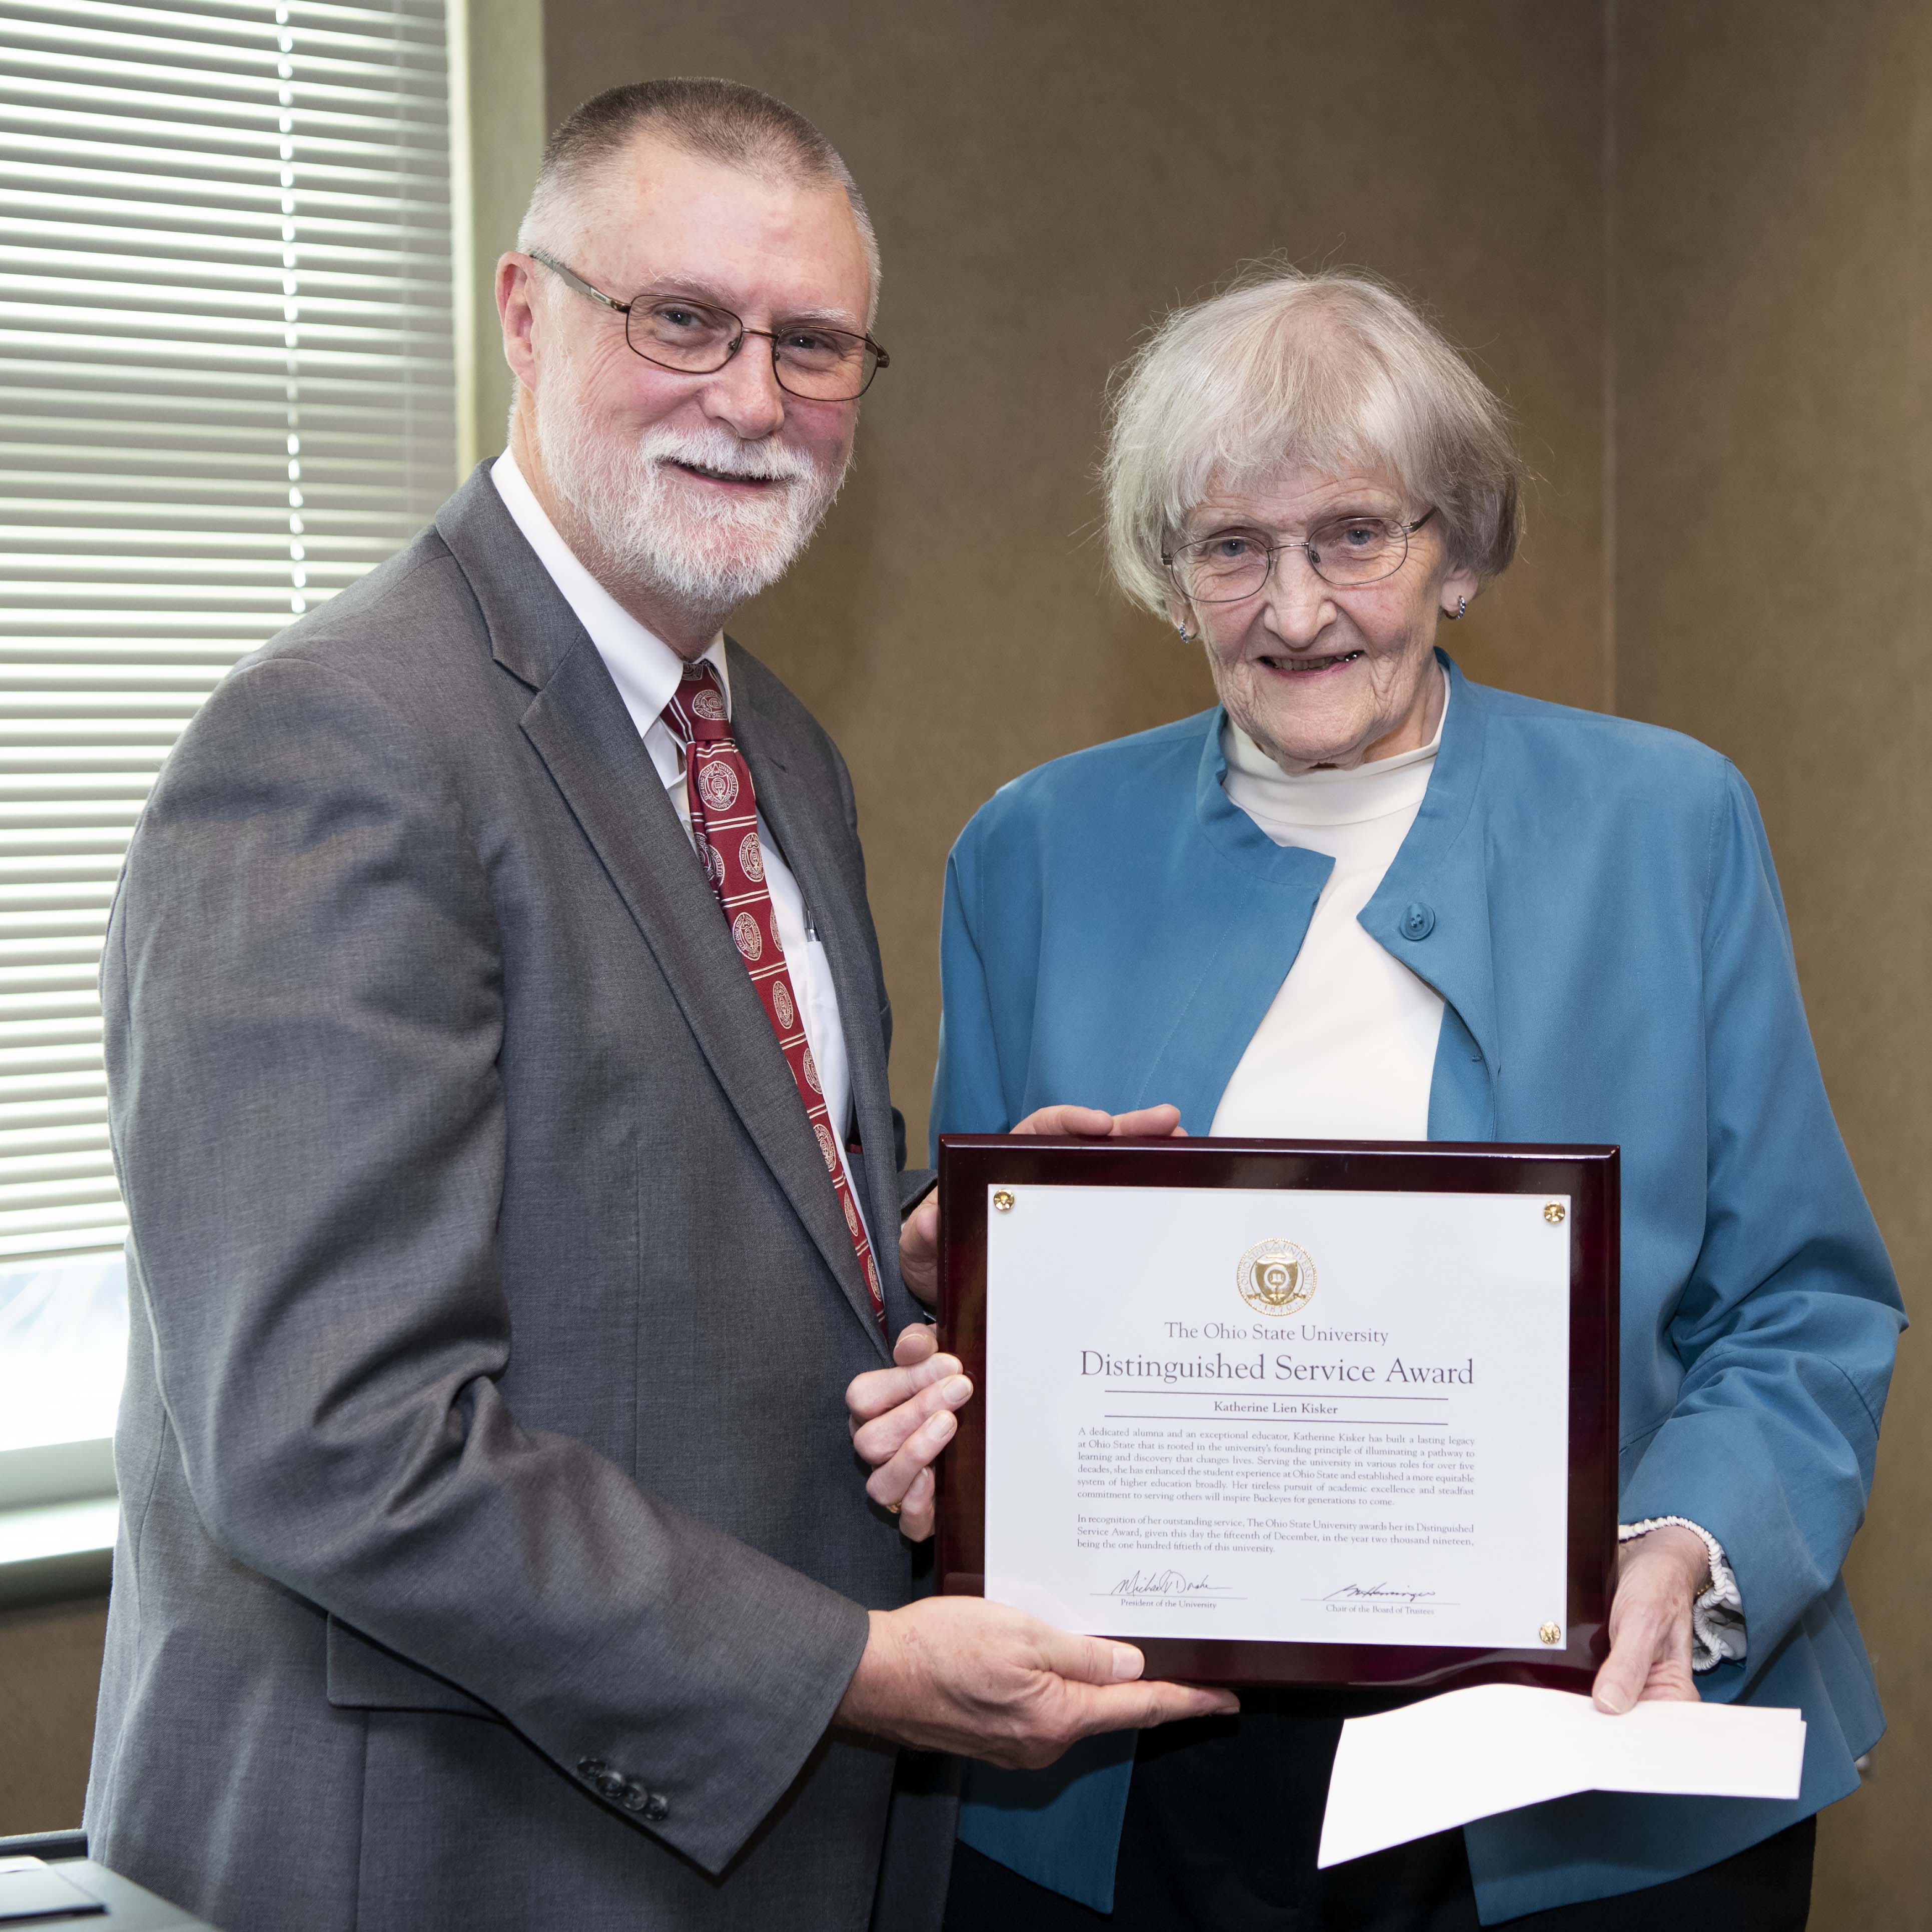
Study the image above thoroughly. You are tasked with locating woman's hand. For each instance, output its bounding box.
[847,1324,973,1540]
[1591,1525,1708,1712]
[896,1102,1186,1308]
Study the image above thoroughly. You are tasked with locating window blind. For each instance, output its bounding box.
[0,0,458,1269]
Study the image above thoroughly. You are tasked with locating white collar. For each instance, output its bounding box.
[1221,671,1448,830]
[490,448,729,734]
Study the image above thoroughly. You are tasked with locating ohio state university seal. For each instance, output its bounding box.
[1236,1237,1317,1318]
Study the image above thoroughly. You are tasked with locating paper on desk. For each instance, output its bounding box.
[0,1857,106,1922]
[1318,1683,1805,1867]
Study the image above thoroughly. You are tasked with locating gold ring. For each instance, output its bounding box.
[887,1503,901,1516]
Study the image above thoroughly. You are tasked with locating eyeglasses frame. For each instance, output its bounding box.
[1163,505,1440,601]
[525,249,890,400]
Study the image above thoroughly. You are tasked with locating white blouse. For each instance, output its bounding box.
[1208,699,1447,1140]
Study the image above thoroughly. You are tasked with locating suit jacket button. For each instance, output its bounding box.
[596,1771,628,1800]
[577,1758,604,1780]
[1400,902,1435,941]
[619,1785,649,1812]
[643,1793,670,1823]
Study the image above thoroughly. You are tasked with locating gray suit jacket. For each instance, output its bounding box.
[86,469,941,1931]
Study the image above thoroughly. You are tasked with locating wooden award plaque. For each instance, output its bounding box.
[935,1136,1619,1690]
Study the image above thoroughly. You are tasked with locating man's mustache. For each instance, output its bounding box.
[638,429,817,486]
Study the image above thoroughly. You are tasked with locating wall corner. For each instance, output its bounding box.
[446,0,546,477]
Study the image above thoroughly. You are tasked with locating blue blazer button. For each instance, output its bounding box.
[1401,902,1435,940]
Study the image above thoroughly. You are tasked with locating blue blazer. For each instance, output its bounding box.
[931,656,1904,1923]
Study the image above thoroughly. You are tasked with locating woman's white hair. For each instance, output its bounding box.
[1102,265,1523,618]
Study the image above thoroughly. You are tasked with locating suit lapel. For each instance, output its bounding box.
[1128,717,1334,1133]
[1362,654,1502,1134]
[435,469,891,1354]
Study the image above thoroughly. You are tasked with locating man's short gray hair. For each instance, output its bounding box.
[517,78,880,322]
[1103,266,1523,618]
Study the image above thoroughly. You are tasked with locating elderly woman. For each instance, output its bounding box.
[854,269,1903,1929]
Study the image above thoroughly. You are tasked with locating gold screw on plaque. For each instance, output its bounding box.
[993,1190,1015,1212]
[1539,1622,1561,1646]
[1543,1202,1566,1225]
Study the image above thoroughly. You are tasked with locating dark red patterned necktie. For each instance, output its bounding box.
[661,660,885,1332]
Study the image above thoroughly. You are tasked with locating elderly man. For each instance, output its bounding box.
[85,79,1223,1932]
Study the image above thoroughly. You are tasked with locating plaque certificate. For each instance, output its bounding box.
[937,1138,1618,1688]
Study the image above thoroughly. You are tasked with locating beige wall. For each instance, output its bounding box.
[1613,3,1931,1917]
[0,1597,106,1835]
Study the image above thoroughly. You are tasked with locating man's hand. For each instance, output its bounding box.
[897,1102,1185,1308]
[834,1596,1238,1768]
[1591,1525,1708,1713]
[847,1324,971,1540]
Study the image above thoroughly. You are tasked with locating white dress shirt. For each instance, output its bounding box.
[1209,675,1744,1667]
[490,452,870,1245]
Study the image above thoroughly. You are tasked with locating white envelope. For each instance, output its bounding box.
[1318,1683,1805,1866]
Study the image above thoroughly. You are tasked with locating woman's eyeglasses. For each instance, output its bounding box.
[1165,508,1437,600]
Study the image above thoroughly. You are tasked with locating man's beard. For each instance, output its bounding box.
[536,383,847,616]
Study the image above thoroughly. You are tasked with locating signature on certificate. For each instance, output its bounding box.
[1104,1568,1229,1598]
[1323,1581,1439,1605]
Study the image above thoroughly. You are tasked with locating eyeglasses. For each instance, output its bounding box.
[1164,507,1437,601]
[527,249,890,401]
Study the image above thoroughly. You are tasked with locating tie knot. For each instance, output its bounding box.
[662,660,731,746]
